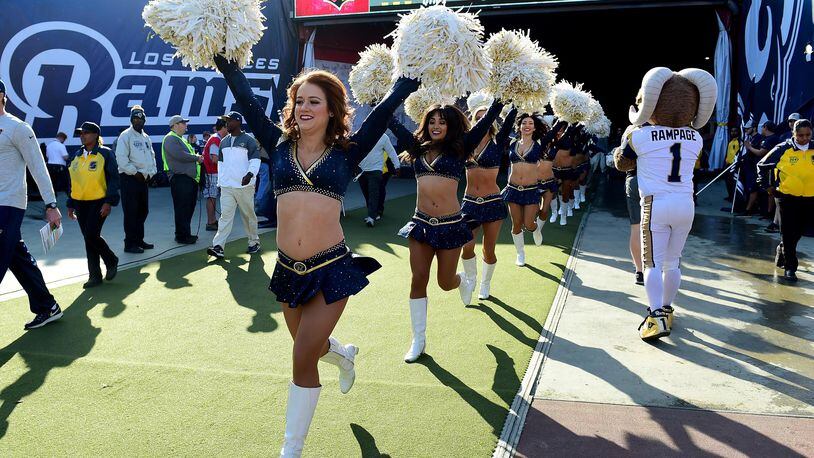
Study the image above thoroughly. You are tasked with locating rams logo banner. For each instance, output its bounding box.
[0,1,298,148]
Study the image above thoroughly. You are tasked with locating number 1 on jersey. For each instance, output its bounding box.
[668,143,682,183]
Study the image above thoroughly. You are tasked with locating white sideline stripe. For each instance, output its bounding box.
[492,204,592,458]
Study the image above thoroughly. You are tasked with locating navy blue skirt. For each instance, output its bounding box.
[577,161,591,174]
[398,210,474,250]
[538,178,559,194]
[461,193,508,227]
[269,242,380,307]
[502,184,541,206]
[553,166,581,181]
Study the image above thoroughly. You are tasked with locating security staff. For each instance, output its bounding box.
[116,105,157,253]
[67,122,121,288]
[758,119,814,283]
[162,115,203,244]
[0,78,64,329]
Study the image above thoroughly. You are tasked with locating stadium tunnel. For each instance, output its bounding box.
[296,1,733,133]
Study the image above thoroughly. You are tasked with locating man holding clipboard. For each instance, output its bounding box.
[0,78,63,330]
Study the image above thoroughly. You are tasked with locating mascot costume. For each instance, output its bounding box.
[614,67,716,342]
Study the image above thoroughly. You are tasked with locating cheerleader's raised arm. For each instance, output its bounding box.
[464,100,504,152]
[214,54,282,152]
[348,77,420,166]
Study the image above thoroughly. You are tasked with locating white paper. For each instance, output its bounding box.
[40,223,63,254]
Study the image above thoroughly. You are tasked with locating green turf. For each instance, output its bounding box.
[0,194,582,456]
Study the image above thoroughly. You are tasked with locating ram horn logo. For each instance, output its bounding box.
[324,0,352,10]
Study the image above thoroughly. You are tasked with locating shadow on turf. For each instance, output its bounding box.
[0,266,148,439]
[351,423,391,457]
[416,355,508,435]
[215,252,280,333]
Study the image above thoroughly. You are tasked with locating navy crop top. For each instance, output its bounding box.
[215,55,419,202]
[388,101,504,182]
[509,138,545,164]
[466,107,517,170]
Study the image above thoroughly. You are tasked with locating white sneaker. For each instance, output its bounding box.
[532,218,544,246]
[364,217,375,227]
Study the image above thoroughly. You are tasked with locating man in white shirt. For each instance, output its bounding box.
[115,105,157,253]
[357,133,400,227]
[206,111,261,258]
[45,132,69,193]
[0,78,64,329]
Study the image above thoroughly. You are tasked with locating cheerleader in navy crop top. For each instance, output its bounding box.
[460,106,516,301]
[503,113,559,265]
[389,100,504,364]
[215,55,418,455]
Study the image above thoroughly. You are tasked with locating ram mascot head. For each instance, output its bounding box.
[614,67,717,171]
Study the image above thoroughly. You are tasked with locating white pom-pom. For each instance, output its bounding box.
[585,114,612,138]
[349,44,395,105]
[389,2,490,98]
[484,29,558,114]
[550,81,594,124]
[466,90,494,114]
[404,86,453,124]
[143,0,265,70]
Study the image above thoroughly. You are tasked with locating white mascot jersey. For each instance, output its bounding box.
[622,125,703,198]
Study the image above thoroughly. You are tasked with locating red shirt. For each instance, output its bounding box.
[202,134,221,174]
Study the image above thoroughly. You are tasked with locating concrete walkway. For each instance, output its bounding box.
[1,178,418,300]
[516,177,814,456]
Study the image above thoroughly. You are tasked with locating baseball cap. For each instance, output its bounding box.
[220,111,243,123]
[788,113,801,121]
[75,121,101,135]
[168,115,190,127]
[131,105,146,120]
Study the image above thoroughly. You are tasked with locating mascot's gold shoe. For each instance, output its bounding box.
[638,308,670,342]
[663,305,674,329]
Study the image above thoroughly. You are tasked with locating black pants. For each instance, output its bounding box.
[358,170,383,219]
[378,172,392,217]
[120,173,149,248]
[74,199,117,280]
[0,206,56,314]
[777,195,814,272]
[47,164,68,194]
[170,174,198,239]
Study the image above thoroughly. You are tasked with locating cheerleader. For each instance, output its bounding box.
[460,106,517,300]
[389,100,504,363]
[214,56,418,457]
[537,119,567,226]
[502,114,557,266]
[572,134,590,210]
[551,124,584,225]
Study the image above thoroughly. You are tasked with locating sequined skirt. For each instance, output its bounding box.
[269,241,380,307]
[553,166,581,181]
[398,210,474,250]
[502,183,541,206]
[461,193,507,227]
[538,178,559,194]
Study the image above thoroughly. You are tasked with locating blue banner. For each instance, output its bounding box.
[738,0,814,127]
[0,0,298,148]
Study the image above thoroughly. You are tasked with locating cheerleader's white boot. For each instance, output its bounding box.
[559,205,568,226]
[532,218,544,246]
[566,200,574,217]
[457,272,475,305]
[549,197,559,223]
[512,232,526,266]
[580,185,587,202]
[404,298,427,363]
[462,256,478,285]
[319,336,358,394]
[478,260,496,300]
[280,382,321,458]
[573,189,582,209]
